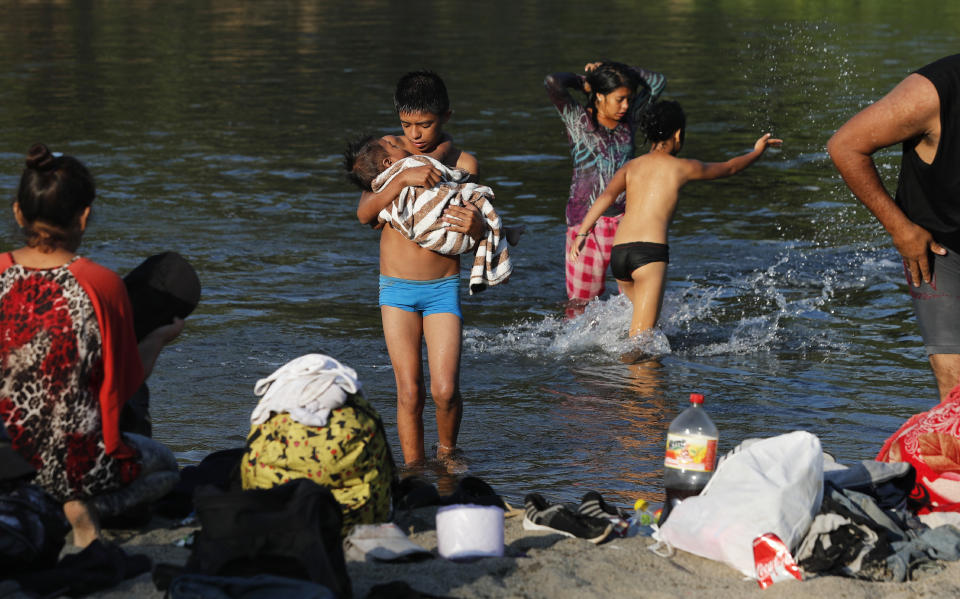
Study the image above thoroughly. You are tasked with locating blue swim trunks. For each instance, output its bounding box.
[379,274,462,319]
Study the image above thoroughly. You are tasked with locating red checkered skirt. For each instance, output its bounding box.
[565,215,622,301]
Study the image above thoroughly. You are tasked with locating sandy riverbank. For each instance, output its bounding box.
[72,504,960,599]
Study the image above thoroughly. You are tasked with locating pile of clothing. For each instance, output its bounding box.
[798,459,960,581]
[652,425,960,584]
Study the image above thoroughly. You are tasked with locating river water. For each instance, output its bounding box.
[2,1,959,507]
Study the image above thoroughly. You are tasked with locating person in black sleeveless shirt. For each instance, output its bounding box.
[829,54,960,401]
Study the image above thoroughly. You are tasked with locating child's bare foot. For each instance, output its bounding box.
[399,458,429,478]
[620,348,656,364]
[436,442,456,461]
[436,444,468,475]
[63,500,101,548]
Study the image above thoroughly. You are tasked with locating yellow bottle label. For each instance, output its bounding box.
[664,433,718,472]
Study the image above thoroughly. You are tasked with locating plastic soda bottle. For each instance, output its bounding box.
[626,499,657,537]
[658,393,718,526]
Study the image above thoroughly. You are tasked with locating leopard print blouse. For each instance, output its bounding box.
[0,256,141,502]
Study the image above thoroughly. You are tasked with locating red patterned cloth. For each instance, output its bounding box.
[0,253,143,502]
[565,215,621,301]
[877,383,960,513]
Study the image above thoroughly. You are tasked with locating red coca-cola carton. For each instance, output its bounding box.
[753,532,802,589]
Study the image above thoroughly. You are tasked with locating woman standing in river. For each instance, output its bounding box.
[545,61,666,307]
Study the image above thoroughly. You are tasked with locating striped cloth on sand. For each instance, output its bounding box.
[373,155,512,294]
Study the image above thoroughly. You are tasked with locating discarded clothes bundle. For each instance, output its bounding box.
[798,459,960,581]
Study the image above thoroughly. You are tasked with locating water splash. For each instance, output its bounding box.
[743,21,857,136]
[463,295,645,360]
[463,240,892,362]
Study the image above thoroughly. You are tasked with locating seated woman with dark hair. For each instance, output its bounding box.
[0,143,181,547]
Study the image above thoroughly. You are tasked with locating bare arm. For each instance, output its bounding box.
[138,318,184,380]
[569,166,628,261]
[684,133,782,182]
[827,73,944,285]
[456,151,479,180]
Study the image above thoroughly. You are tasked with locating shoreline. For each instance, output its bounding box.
[78,505,960,598]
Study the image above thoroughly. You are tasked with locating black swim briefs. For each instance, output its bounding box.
[610,241,669,281]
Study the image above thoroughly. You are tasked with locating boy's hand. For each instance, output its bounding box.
[755,133,783,153]
[443,204,485,242]
[400,165,442,189]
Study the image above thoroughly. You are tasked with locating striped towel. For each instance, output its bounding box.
[373,155,512,294]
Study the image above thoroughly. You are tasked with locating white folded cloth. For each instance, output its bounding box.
[249,354,361,427]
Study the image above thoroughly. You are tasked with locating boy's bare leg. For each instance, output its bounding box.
[64,499,100,548]
[423,312,463,460]
[627,262,668,337]
[382,306,427,465]
[930,354,960,401]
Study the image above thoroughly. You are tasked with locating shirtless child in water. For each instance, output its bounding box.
[570,100,782,340]
[352,71,483,468]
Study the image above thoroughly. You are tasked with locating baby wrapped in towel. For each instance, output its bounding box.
[345,136,516,294]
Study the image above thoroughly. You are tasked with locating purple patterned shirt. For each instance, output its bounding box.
[545,67,666,226]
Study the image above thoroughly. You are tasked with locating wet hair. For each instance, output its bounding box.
[394,70,450,116]
[343,135,388,191]
[585,61,640,125]
[640,100,686,146]
[15,143,96,251]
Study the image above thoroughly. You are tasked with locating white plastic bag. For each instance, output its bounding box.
[656,430,824,577]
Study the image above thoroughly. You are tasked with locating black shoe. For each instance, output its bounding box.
[98,503,152,530]
[441,476,506,509]
[522,493,613,544]
[396,476,440,510]
[577,491,630,537]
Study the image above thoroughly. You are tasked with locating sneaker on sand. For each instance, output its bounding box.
[523,493,613,544]
[577,491,631,537]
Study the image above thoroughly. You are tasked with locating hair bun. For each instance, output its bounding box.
[25,143,56,171]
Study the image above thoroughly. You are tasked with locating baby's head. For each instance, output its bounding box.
[344,135,412,191]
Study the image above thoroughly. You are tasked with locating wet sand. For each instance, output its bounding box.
[80,506,960,598]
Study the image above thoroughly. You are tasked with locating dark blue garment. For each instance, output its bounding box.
[797,481,960,581]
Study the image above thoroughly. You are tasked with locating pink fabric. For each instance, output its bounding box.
[877,383,960,513]
[565,215,621,301]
